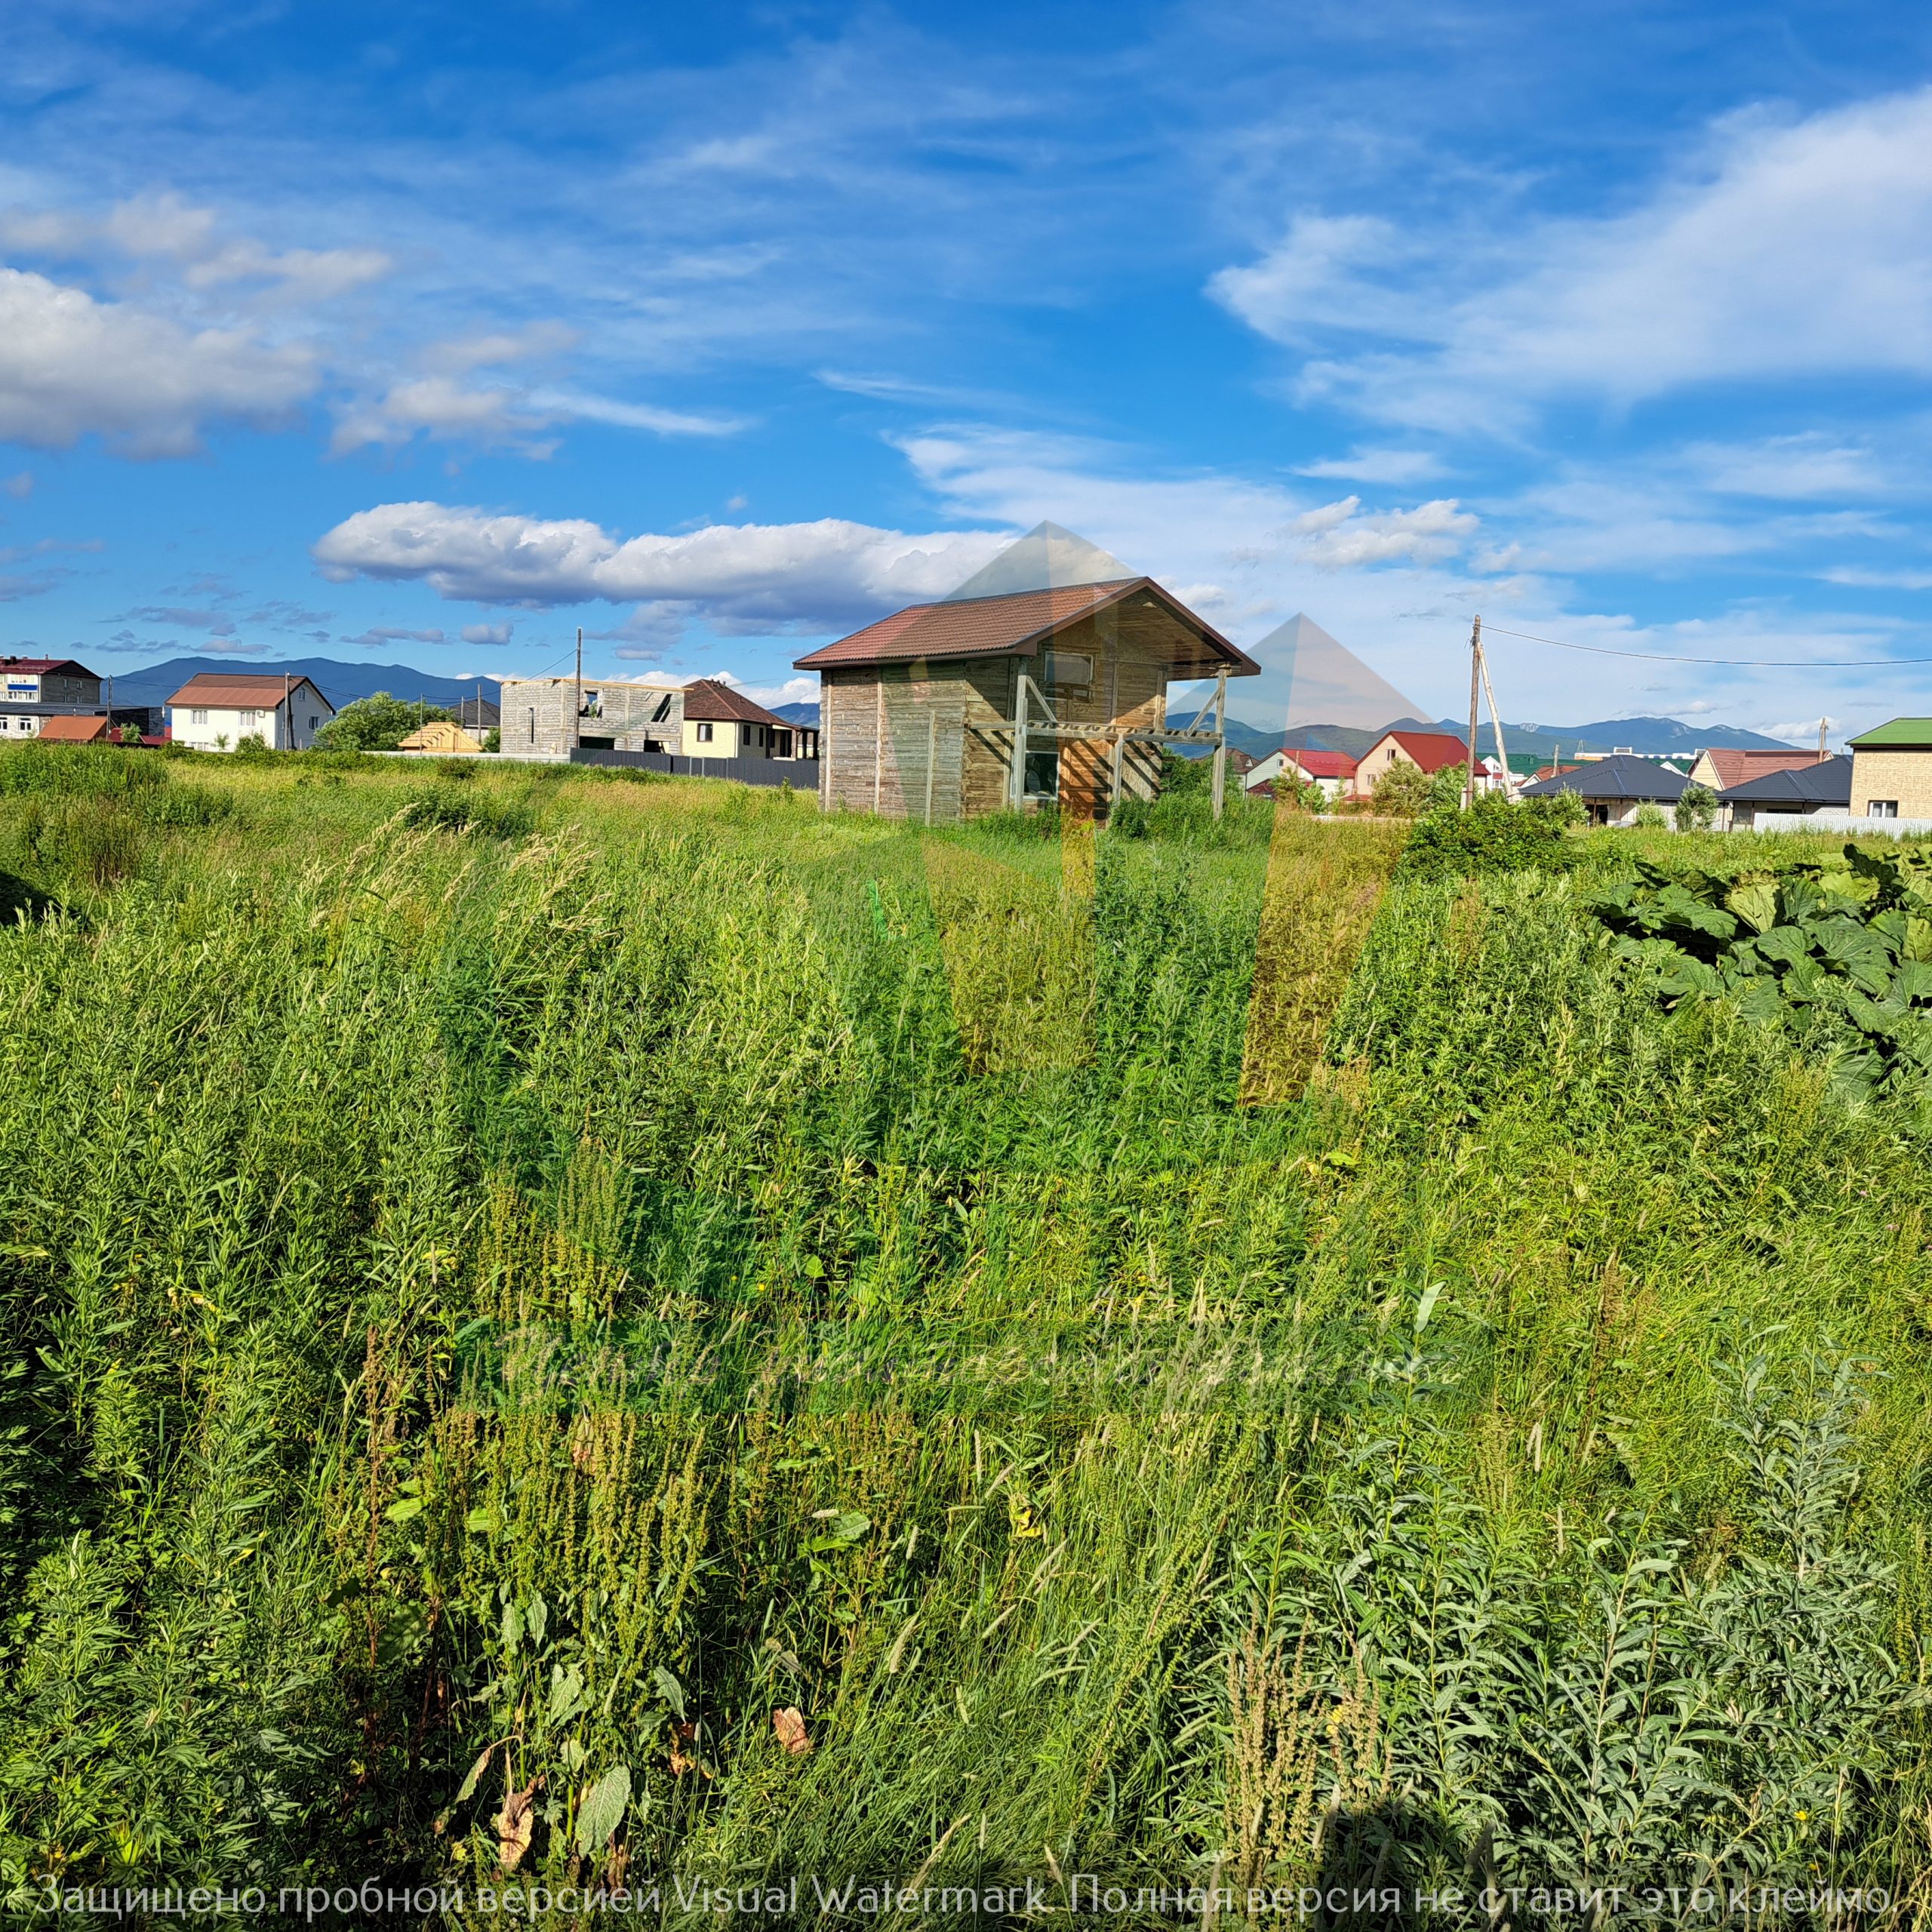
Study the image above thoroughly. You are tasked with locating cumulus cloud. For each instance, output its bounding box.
[461,621,514,645]
[0,267,316,456]
[1214,87,1932,427]
[312,503,1013,625]
[1291,496,1477,568]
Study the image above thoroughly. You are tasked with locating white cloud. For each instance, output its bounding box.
[1216,88,1932,428]
[1297,447,1445,485]
[0,266,315,456]
[330,377,744,455]
[312,502,1013,624]
[1291,495,1477,568]
[3,472,30,499]
[461,622,514,645]
[346,626,447,648]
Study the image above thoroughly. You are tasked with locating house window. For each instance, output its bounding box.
[191,708,209,725]
[1044,651,1093,688]
[1023,748,1059,798]
[697,721,714,742]
[1869,799,1900,818]
[307,716,318,731]
[528,709,536,745]
[238,709,260,725]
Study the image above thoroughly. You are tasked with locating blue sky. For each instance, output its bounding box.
[5,0,1932,738]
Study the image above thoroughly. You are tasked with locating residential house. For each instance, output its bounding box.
[1245,747,1358,801]
[681,679,820,760]
[1518,754,1688,826]
[456,696,501,738]
[793,578,1258,820]
[1718,755,1851,827]
[166,673,334,751]
[1687,746,1829,792]
[0,655,116,739]
[396,719,485,753]
[1351,728,1475,801]
[1846,719,1932,821]
[497,675,685,755]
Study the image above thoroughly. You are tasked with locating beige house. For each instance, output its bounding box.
[792,577,1257,821]
[681,679,818,760]
[167,672,334,751]
[1847,719,1932,820]
[1685,746,1826,793]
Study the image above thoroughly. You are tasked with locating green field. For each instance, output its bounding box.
[1,746,1929,1923]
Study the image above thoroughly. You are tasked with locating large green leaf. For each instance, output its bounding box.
[574,1764,632,1856]
[1725,880,1779,934]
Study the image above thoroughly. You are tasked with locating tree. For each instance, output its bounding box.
[1369,759,1438,817]
[312,691,456,752]
[1425,761,1470,812]
[1675,781,1718,832]
[1272,771,1327,814]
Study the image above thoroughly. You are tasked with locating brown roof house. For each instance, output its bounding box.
[35,713,112,743]
[681,679,818,761]
[1685,746,1827,792]
[168,673,334,752]
[793,577,1258,821]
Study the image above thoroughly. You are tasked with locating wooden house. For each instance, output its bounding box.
[792,578,1258,821]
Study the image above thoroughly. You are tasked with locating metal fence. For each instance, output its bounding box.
[568,748,819,789]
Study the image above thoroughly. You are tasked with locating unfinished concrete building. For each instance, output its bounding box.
[792,578,1258,820]
[498,675,685,755]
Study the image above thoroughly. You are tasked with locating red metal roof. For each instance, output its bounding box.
[167,672,332,710]
[1369,729,1472,774]
[792,577,1257,678]
[35,714,110,742]
[2,656,96,679]
[681,678,792,728]
[1284,749,1358,778]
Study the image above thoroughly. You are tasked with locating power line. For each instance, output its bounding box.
[1481,622,1932,669]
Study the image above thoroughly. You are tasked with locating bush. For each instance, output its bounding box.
[1525,788,1587,828]
[1675,780,1718,832]
[1396,792,1574,881]
[1369,759,1438,817]
[1634,800,1669,829]
[313,692,457,753]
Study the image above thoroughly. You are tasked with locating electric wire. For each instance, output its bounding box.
[1481,623,1932,669]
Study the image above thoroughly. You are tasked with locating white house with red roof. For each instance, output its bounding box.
[1245,747,1359,801]
[166,672,334,752]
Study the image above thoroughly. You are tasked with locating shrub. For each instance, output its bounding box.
[313,691,457,752]
[1634,800,1669,829]
[1525,788,1586,828]
[1675,780,1718,832]
[1369,759,1438,817]
[1396,792,1573,881]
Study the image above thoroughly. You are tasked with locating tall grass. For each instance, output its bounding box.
[0,762,1928,1916]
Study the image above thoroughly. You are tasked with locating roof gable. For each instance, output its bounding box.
[792,577,1257,678]
[2,656,97,680]
[1719,755,1852,803]
[1520,754,1688,801]
[1284,749,1358,777]
[1364,729,1471,774]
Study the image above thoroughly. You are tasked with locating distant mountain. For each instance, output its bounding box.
[101,656,503,713]
[773,701,820,728]
[1172,711,1801,761]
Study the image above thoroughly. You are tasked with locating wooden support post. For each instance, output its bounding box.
[1011,668,1029,810]
[1109,731,1124,807]
[1478,639,1509,795]
[872,678,884,814]
[1211,669,1228,820]
[924,708,937,825]
[1463,616,1481,811]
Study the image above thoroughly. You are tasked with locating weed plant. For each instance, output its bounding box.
[0,761,1928,1919]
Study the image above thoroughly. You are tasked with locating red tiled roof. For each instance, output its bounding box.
[1697,747,1825,789]
[35,713,110,742]
[167,672,331,710]
[793,577,1257,678]
[1284,749,1358,778]
[682,678,791,728]
[2,656,96,678]
[1371,729,1472,774]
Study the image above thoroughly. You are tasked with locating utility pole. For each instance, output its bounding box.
[1463,616,1482,810]
[573,626,583,755]
[1478,641,1509,795]
[1817,715,1828,762]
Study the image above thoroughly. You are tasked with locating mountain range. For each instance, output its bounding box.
[100,656,502,713]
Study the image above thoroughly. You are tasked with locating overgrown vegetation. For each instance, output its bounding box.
[1593,841,1932,1100]
[314,690,458,752]
[2,751,1930,1919]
